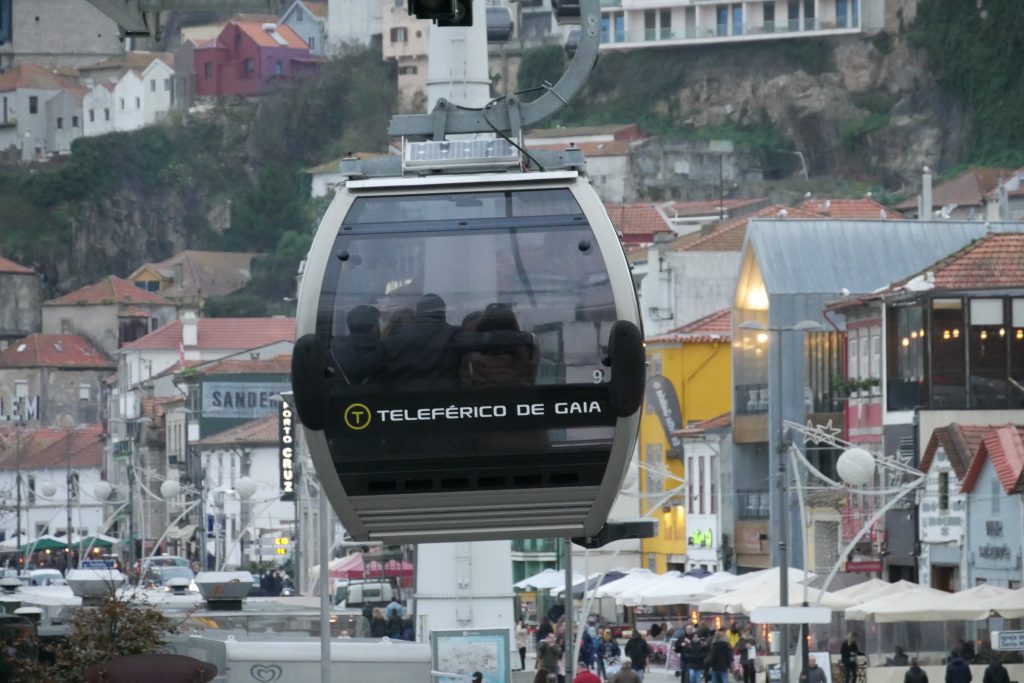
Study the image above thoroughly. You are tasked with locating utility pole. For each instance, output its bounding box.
[66,431,73,570]
[15,424,22,558]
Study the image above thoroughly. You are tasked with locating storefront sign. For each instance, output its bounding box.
[645,375,684,458]
[279,399,296,501]
[202,381,292,420]
[979,544,1011,560]
[994,630,1024,651]
[844,560,883,573]
[688,528,715,549]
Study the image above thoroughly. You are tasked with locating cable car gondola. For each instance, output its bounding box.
[291,151,645,544]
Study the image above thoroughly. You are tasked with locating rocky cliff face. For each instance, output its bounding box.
[665,30,966,190]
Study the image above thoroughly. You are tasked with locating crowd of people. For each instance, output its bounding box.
[674,622,757,683]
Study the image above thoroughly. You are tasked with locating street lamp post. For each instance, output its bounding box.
[739,319,822,683]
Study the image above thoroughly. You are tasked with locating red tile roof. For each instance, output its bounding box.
[795,198,903,220]
[0,256,34,275]
[195,413,277,446]
[668,197,770,218]
[891,233,1024,291]
[0,63,87,95]
[121,318,296,351]
[233,21,310,50]
[895,167,1015,211]
[78,51,173,74]
[189,356,292,376]
[920,423,994,478]
[0,334,113,369]
[604,203,674,242]
[647,309,732,344]
[0,425,105,470]
[44,276,172,306]
[961,425,1024,494]
[673,204,820,252]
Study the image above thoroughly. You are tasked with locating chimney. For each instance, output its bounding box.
[921,166,933,221]
[182,310,198,347]
[998,184,1010,221]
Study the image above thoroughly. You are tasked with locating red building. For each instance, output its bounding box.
[194,21,320,97]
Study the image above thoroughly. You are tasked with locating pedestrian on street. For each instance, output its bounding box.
[369,607,386,638]
[598,629,622,681]
[574,670,602,683]
[471,673,483,683]
[609,660,643,683]
[983,659,1010,683]
[841,633,862,683]
[946,649,973,683]
[537,633,563,674]
[739,627,757,683]
[680,626,708,683]
[516,620,530,670]
[624,630,651,681]
[801,655,828,683]
[905,658,929,683]
[706,632,732,683]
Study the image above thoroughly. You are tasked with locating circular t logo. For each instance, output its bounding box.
[343,403,372,430]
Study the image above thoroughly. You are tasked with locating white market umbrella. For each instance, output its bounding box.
[700,580,852,615]
[614,571,682,605]
[709,566,814,593]
[977,587,1024,619]
[844,585,951,622]
[621,575,716,607]
[514,568,584,591]
[591,569,657,599]
[829,578,896,603]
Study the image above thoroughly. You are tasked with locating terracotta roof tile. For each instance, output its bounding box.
[888,233,1024,292]
[0,256,34,275]
[189,356,292,376]
[0,334,114,369]
[668,197,770,218]
[0,425,105,470]
[129,250,262,301]
[121,318,295,351]
[795,198,903,220]
[45,276,172,306]
[647,309,732,344]
[195,414,278,446]
[233,21,310,50]
[674,204,820,252]
[0,63,86,96]
[78,51,173,73]
[920,423,993,478]
[895,167,1015,211]
[961,425,1024,494]
[604,203,674,242]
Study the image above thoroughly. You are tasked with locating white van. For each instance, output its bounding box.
[335,581,394,608]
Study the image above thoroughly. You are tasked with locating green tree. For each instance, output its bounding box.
[516,45,566,100]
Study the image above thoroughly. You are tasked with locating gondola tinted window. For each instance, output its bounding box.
[317,189,619,495]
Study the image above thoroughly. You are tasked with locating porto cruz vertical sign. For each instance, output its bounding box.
[646,375,684,459]
[279,399,296,501]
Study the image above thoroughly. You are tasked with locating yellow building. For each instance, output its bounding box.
[639,309,732,573]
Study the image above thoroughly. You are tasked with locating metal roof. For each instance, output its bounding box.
[745,219,1024,296]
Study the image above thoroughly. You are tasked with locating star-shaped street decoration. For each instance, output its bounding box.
[803,419,843,445]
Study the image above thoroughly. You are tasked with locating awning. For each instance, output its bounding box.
[17,535,68,552]
[514,568,585,591]
[71,535,119,551]
[328,552,413,580]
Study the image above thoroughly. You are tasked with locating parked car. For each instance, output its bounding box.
[335,580,394,608]
[28,569,66,586]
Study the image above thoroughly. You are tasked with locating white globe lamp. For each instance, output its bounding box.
[160,480,181,500]
[93,481,113,501]
[837,447,876,487]
[235,477,258,500]
[40,482,58,498]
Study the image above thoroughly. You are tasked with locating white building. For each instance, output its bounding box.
[82,82,116,136]
[0,425,107,558]
[0,63,86,161]
[112,69,144,132]
[140,58,175,125]
[328,0,381,51]
[281,1,328,57]
[193,415,297,570]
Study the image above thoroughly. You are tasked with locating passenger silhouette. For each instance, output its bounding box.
[381,294,462,389]
[460,303,539,387]
[331,305,384,385]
